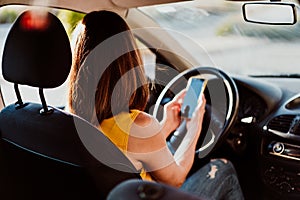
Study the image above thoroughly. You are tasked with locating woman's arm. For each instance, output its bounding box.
[128,96,206,187]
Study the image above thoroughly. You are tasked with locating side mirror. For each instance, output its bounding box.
[242,2,297,25]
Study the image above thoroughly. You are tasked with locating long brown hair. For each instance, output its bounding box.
[68,10,149,124]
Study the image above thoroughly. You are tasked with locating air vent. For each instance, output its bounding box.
[268,115,296,133]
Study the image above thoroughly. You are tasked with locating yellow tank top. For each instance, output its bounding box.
[99,109,152,181]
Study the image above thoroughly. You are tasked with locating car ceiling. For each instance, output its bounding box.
[0,0,188,13]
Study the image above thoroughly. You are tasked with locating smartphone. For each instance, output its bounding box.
[181,76,207,118]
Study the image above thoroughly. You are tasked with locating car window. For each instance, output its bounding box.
[0,5,155,106]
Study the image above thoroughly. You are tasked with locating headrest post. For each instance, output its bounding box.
[14,83,24,109]
[39,88,53,115]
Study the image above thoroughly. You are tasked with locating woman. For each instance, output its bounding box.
[68,10,244,199]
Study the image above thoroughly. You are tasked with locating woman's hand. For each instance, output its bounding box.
[186,95,206,138]
[160,90,186,137]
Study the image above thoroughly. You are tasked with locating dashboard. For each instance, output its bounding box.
[147,67,300,199]
[232,76,300,199]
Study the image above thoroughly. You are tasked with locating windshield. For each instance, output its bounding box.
[139,0,300,76]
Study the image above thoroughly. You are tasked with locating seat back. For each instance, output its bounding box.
[107,180,204,200]
[0,10,140,199]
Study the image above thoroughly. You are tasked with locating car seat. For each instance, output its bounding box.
[0,10,140,200]
[107,180,204,200]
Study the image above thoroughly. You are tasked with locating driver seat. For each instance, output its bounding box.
[0,10,140,199]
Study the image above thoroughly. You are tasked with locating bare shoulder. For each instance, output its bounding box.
[130,111,162,139]
[134,111,159,127]
[129,111,166,153]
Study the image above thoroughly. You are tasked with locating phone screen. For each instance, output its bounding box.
[181,77,207,118]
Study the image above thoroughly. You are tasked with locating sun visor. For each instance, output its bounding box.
[112,0,188,8]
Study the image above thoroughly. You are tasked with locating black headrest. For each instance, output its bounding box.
[2,10,72,88]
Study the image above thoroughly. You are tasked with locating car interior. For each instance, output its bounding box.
[0,9,141,199]
[0,0,300,200]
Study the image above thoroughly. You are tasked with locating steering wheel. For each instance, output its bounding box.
[152,67,239,158]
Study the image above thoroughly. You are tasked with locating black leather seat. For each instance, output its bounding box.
[0,10,140,200]
[107,180,204,200]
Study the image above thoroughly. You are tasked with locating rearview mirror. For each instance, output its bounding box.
[242,2,297,25]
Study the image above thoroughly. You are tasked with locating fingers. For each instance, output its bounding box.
[165,89,186,109]
[172,89,186,103]
[195,94,206,112]
[200,94,206,110]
